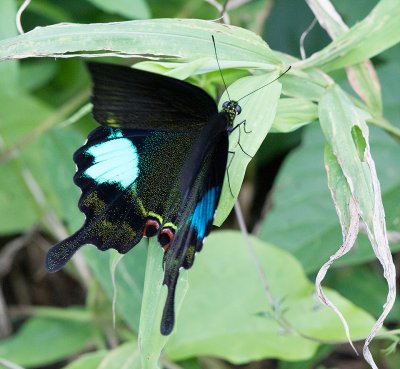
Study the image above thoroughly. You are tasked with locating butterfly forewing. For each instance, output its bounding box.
[87,62,218,131]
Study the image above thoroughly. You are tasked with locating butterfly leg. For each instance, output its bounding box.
[229,119,252,134]
[237,127,253,159]
[239,119,252,134]
[228,120,253,159]
[243,121,252,134]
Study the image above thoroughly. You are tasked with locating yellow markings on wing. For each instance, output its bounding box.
[82,191,106,216]
[163,222,177,231]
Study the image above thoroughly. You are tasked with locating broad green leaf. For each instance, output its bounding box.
[281,73,326,101]
[296,0,400,71]
[97,342,140,369]
[61,351,107,369]
[277,345,333,369]
[85,0,151,19]
[271,98,318,133]
[0,317,95,367]
[165,231,375,363]
[0,19,282,68]
[0,0,19,95]
[258,125,400,273]
[214,72,282,225]
[83,241,147,332]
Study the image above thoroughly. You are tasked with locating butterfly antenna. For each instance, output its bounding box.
[212,35,231,101]
[237,65,292,102]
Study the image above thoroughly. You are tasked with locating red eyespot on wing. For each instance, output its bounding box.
[158,227,175,251]
[144,218,160,237]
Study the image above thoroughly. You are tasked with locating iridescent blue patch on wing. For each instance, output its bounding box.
[190,187,218,239]
[84,129,139,188]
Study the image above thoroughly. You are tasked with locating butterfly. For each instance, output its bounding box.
[45,46,290,335]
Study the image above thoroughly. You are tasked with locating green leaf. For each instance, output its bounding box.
[164,231,375,363]
[35,127,84,229]
[97,342,140,369]
[297,0,400,71]
[20,60,58,92]
[0,317,95,367]
[0,19,282,68]
[277,345,333,369]
[0,92,52,233]
[61,351,107,369]
[258,124,400,273]
[0,88,86,234]
[85,0,151,19]
[0,92,51,149]
[346,62,383,116]
[214,72,282,225]
[271,98,318,133]
[0,0,19,95]
[281,73,326,101]
[0,159,39,234]
[83,241,147,332]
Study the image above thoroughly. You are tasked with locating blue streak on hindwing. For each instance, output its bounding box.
[191,187,217,240]
[84,129,139,188]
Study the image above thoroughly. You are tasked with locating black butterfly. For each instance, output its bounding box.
[46,52,289,335]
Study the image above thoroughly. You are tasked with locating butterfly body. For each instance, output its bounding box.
[46,62,241,335]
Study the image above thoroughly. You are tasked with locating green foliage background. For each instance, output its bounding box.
[0,0,400,369]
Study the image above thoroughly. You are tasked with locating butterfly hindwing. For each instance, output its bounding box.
[160,120,229,335]
[46,126,200,272]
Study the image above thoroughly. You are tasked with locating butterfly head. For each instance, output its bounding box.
[222,100,242,125]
